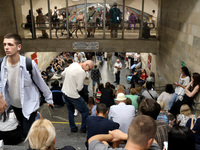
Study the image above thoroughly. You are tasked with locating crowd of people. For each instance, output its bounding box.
[0,33,200,150]
[24,3,156,39]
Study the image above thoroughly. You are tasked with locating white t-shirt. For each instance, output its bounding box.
[157,92,173,110]
[114,62,122,71]
[7,61,21,108]
[134,53,141,61]
[175,75,190,95]
[61,62,86,98]
[0,111,18,131]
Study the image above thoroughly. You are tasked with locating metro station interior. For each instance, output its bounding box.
[0,0,200,149]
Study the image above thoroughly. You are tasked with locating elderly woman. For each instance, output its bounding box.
[26,119,75,150]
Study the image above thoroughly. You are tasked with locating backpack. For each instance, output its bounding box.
[110,8,121,23]
[0,57,44,100]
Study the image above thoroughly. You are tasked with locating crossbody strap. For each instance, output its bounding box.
[147,90,155,100]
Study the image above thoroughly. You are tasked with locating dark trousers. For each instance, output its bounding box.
[12,106,37,136]
[62,94,89,131]
[110,23,119,38]
[0,126,24,145]
[115,71,120,84]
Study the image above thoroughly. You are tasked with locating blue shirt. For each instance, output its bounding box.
[86,116,119,141]
[0,55,53,119]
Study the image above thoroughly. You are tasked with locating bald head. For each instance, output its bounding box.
[82,60,94,71]
[117,59,120,63]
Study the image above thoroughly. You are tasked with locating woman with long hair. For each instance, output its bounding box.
[169,72,200,117]
[168,66,191,109]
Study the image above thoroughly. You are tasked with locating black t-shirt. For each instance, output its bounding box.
[51,87,64,106]
[100,88,114,107]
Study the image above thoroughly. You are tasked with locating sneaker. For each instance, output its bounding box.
[74,109,78,116]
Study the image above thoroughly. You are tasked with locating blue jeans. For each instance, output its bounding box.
[169,93,178,110]
[62,94,89,130]
[115,71,120,84]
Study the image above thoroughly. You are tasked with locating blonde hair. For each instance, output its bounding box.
[180,104,192,117]
[26,119,56,150]
[157,101,165,111]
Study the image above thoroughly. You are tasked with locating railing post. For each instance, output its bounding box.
[122,0,125,39]
[47,0,52,38]
[66,0,69,38]
[85,0,87,38]
[30,0,36,38]
[139,0,144,39]
[103,0,106,39]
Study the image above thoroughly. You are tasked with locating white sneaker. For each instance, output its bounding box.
[74,109,78,116]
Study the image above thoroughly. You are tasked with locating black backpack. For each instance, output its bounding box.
[110,8,121,23]
[0,57,44,100]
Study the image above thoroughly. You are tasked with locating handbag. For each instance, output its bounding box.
[113,68,117,74]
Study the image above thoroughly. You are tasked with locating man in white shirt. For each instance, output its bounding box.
[108,93,135,133]
[113,59,122,84]
[61,60,94,133]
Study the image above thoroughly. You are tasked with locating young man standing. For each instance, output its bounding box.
[0,33,54,136]
[109,3,122,38]
[62,60,94,133]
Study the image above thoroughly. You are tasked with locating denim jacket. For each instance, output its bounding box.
[0,55,53,119]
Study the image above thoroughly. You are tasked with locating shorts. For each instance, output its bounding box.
[92,80,100,86]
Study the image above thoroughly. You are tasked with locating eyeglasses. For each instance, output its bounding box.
[86,64,91,71]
